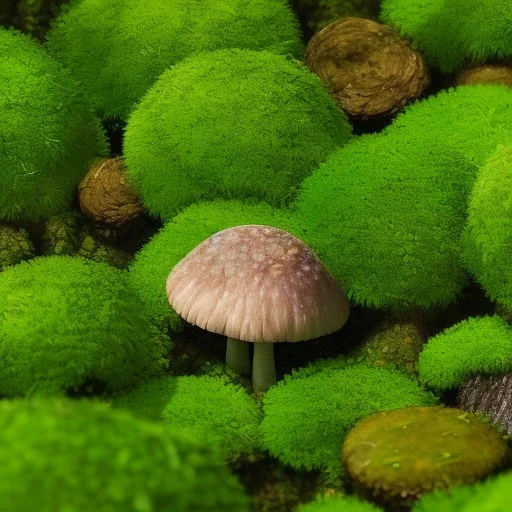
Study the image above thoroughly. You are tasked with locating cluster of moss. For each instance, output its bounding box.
[0,397,249,511]
[0,27,107,222]
[297,494,382,512]
[46,0,304,120]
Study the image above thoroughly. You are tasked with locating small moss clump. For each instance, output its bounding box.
[46,0,303,120]
[297,495,383,512]
[418,316,512,392]
[124,49,352,220]
[0,397,250,511]
[128,199,304,331]
[0,27,107,222]
[261,361,437,475]
[293,131,477,310]
[112,374,262,461]
[381,0,512,73]
[0,225,35,270]
[462,145,512,311]
[342,407,511,508]
[0,255,169,396]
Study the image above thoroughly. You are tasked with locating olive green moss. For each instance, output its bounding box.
[261,360,437,475]
[128,199,305,331]
[123,49,352,220]
[0,28,107,222]
[383,85,512,167]
[293,131,477,310]
[297,494,382,512]
[418,316,512,391]
[0,225,35,270]
[381,0,512,73]
[462,145,512,311]
[46,0,303,120]
[0,255,169,396]
[112,374,262,461]
[413,472,512,512]
[39,211,79,255]
[0,397,249,511]
[16,0,68,39]
[342,407,510,508]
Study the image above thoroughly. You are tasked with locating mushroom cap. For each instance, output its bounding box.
[166,225,350,342]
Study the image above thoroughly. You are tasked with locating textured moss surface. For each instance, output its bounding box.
[297,494,383,511]
[0,225,35,270]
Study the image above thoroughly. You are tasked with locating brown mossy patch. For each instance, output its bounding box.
[342,406,511,510]
[0,224,35,271]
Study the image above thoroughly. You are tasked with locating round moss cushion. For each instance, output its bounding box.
[342,407,511,509]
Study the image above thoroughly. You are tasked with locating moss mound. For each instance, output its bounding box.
[293,131,477,310]
[0,225,35,270]
[383,85,512,166]
[462,145,512,311]
[128,199,304,331]
[261,360,437,475]
[0,27,107,222]
[46,0,303,120]
[123,49,351,220]
[418,315,512,392]
[413,471,512,512]
[113,374,262,460]
[297,494,382,511]
[342,406,510,508]
[0,397,249,511]
[0,255,169,396]
[380,0,512,73]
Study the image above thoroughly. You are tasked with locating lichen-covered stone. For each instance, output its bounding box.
[342,407,510,509]
[0,224,35,270]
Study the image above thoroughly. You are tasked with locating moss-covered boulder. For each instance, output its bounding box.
[0,397,250,511]
[342,407,511,509]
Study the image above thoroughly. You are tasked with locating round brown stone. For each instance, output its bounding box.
[456,63,512,88]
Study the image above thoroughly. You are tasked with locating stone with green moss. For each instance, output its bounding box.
[0,225,35,270]
[342,407,511,509]
[40,211,79,256]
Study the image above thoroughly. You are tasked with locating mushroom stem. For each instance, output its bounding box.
[226,337,251,375]
[252,343,276,393]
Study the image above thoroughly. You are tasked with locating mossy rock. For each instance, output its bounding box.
[342,406,511,509]
[0,225,35,270]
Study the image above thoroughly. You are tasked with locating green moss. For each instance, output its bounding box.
[0,225,35,270]
[413,472,512,512]
[297,495,382,511]
[40,211,79,255]
[342,407,510,508]
[462,145,512,311]
[0,255,170,396]
[112,375,261,461]
[128,199,305,331]
[0,28,107,222]
[293,131,477,310]
[16,0,68,39]
[261,361,437,475]
[381,0,512,73]
[123,49,351,220]
[46,0,303,120]
[418,316,512,391]
[383,85,512,167]
[0,397,250,511]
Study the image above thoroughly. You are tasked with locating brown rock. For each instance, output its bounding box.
[78,157,143,228]
[305,18,430,120]
[456,63,512,88]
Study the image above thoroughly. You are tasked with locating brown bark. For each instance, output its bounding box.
[78,157,143,228]
[304,18,430,120]
[456,63,512,88]
[457,373,512,435]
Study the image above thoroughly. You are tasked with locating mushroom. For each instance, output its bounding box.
[166,225,350,392]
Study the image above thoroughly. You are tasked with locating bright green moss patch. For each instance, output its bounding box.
[297,495,382,512]
[413,472,512,512]
[342,407,511,508]
[462,145,512,310]
[0,28,107,222]
[128,199,305,331]
[113,374,262,460]
[0,255,169,396]
[0,397,250,512]
[261,361,437,475]
[293,131,477,310]
[124,49,351,220]
[46,0,303,120]
[419,316,512,391]
[381,0,512,73]
[384,85,512,166]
